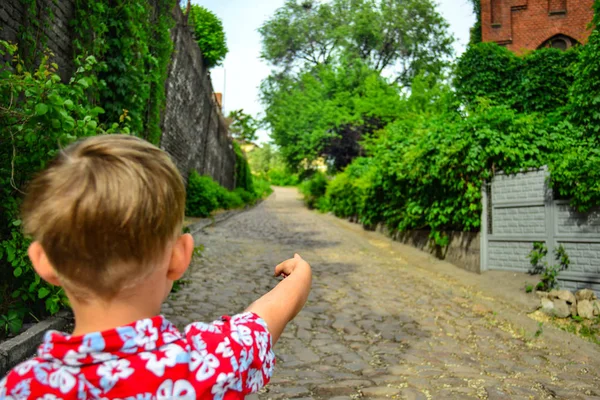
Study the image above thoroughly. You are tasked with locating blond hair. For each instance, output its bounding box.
[21,134,185,298]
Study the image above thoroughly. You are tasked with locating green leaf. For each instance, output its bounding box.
[13,267,23,277]
[38,287,51,299]
[63,99,74,109]
[6,245,15,262]
[12,219,21,226]
[35,103,49,116]
[77,78,89,88]
[7,314,23,335]
[63,118,75,131]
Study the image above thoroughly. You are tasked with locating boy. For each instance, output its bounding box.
[0,135,312,399]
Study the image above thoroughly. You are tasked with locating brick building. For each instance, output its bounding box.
[481,0,595,54]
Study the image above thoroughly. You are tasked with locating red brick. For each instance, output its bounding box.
[481,0,595,54]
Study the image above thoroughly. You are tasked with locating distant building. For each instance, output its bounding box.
[240,143,257,153]
[481,0,595,53]
[214,92,223,110]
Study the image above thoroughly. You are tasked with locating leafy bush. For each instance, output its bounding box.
[187,5,228,68]
[550,137,600,212]
[327,100,574,245]
[454,42,519,108]
[186,171,270,218]
[0,42,127,338]
[246,143,300,186]
[326,158,375,219]
[252,176,274,199]
[527,242,570,291]
[568,0,600,136]
[268,168,300,186]
[299,173,329,210]
[185,171,223,217]
[219,190,245,210]
[234,142,254,193]
[455,42,579,114]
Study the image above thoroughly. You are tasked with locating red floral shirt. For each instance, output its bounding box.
[0,312,274,399]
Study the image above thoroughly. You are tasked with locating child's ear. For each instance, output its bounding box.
[166,233,194,281]
[28,241,61,286]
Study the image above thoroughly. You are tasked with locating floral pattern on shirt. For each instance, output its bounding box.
[0,313,274,399]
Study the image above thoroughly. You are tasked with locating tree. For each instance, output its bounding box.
[261,61,406,171]
[259,0,454,86]
[227,109,259,143]
[187,5,228,68]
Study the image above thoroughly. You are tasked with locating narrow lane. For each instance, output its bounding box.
[164,187,600,399]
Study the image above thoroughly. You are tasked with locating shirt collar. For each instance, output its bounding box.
[38,315,183,366]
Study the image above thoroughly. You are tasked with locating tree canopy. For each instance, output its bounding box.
[259,0,455,172]
[259,0,454,86]
[261,61,407,171]
[187,5,228,68]
[227,109,259,144]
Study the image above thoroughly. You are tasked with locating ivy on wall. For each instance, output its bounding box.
[454,42,579,114]
[469,0,482,45]
[71,0,176,144]
[0,0,176,338]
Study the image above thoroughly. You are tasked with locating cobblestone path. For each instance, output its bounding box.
[164,188,600,400]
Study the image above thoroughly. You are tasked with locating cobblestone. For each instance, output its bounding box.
[164,188,600,399]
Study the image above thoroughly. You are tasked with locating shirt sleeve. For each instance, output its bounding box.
[185,312,275,395]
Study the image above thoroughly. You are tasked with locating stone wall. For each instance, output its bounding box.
[160,6,236,188]
[0,1,236,189]
[483,168,600,297]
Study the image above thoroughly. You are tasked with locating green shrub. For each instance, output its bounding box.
[335,101,574,245]
[234,142,254,193]
[186,171,270,218]
[568,0,600,136]
[454,42,519,108]
[219,190,245,210]
[0,41,127,338]
[252,176,274,199]
[233,188,255,205]
[185,171,223,217]
[455,42,578,114]
[187,4,228,68]
[326,158,374,219]
[268,168,300,186]
[299,172,329,210]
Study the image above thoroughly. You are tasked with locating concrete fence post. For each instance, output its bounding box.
[543,168,556,259]
[480,183,489,272]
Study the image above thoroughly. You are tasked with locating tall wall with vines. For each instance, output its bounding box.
[0,0,237,338]
[160,5,236,188]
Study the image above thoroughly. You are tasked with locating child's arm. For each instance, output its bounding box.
[245,254,312,344]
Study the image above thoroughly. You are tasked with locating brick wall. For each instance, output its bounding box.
[0,1,237,189]
[481,0,595,53]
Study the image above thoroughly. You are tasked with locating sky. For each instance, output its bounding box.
[193,0,476,143]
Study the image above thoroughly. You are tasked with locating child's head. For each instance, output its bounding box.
[21,134,193,303]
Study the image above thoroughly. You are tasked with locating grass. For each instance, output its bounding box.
[529,310,600,345]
